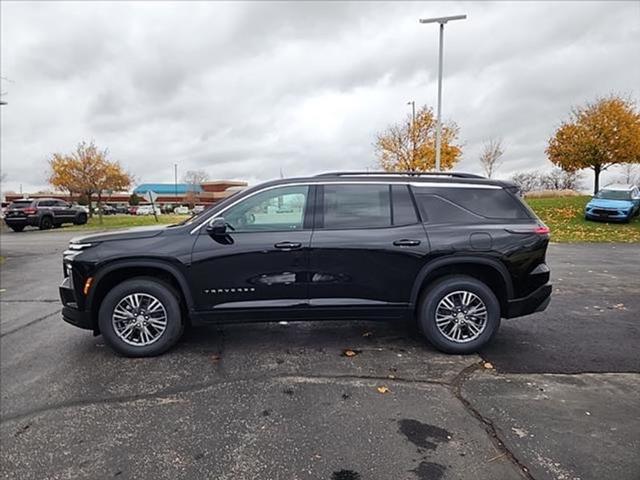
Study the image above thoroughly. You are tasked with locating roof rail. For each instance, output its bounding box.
[315,171,486,179]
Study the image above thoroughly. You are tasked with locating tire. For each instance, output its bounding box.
[98,277,184,357]
[74,213,88,225]
[39,216,53,230]
[418,275,501,354]
[9,225,25,232]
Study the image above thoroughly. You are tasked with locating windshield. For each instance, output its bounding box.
[596,190,631,200]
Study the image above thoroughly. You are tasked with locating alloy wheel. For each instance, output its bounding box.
[435,290,488,343]
[111,293,168,346]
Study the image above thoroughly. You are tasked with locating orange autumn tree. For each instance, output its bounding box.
[375,105,462,172]
[546,96,640,194]
[48,141,132,222]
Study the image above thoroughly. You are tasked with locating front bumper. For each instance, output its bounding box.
[505,283,552,319]
[585,209,631,221]
[59,276,95,331]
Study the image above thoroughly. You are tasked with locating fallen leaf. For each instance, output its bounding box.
[362,331,373,337]
[210,354,221,362]
[483,362,494,369]
[377,386,391,394]
[343,349,360,357]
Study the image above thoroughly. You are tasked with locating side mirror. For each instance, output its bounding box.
[206,217,227,236]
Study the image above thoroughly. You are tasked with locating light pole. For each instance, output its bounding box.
[407,100,416,168]
[419,14,466,172]
[174,163,178,201]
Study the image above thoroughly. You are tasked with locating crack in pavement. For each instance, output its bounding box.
[451,363,536,480]
[0,299,59,303]
[0,372,452,424]
[0,309,62,338]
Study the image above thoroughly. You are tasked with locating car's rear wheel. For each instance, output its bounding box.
[9,225,25,232]
[418,275,500,354]
[39,216,53,230]
[98,277,184,357]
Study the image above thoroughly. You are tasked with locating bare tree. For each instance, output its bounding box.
[479,138,504,178]
[510,171,541,194]
[618,163,640,186]
[540,168,583,191]
[182,170,209,187]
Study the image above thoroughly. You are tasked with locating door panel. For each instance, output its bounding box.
[189,185,312,313]
[191,230,311,310]
[308,184,429,309]
[309,224,429,306]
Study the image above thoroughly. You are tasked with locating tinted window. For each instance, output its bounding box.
[224,186,308,232]
[38,200,53,207]
[322,184,391,229]
[414,187,530,220]
[391,185,418,225]
[9,201,33,209]
[596,189,632,200]
[415,195,482,223]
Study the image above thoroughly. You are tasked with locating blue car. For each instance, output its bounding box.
[585,184,640,223]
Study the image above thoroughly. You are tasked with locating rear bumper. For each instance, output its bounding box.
[4,215,39,227]
[59,277,94,330]
[505,283,552,319]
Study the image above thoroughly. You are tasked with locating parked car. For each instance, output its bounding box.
[136,205,161,216]
[94,205,117,216]
[585,184,640,223]
[174,206,190,215]
[59,171,552,357]
[4,198,88,232]
[128,206,139,215]
[114,205,129,214]
[192,205,206,215]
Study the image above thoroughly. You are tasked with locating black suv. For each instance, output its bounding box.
[5,198,88,232]
[60,172,552,357]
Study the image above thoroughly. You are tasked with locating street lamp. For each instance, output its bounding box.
[419,14,466,172]
[407,100,416,167]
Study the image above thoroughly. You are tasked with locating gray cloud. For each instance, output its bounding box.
[1,1,638,194]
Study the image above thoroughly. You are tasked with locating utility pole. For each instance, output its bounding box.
[407,100,416,168]
[419,14,467,171]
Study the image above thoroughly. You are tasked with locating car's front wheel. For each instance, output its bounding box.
[98,277,184,357]
[418,275,501,354]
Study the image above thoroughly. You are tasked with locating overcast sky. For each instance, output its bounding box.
[1,1,638,193]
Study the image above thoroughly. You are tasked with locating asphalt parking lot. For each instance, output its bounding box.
[1,229,639,480]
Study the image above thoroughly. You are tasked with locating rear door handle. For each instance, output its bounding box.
[393,239,421,247]
[274,241,302,250]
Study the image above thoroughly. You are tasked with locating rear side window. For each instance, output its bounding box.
[414,187,531,222]
[391,185,418,225]
[321,184,391,229]
[38,200,53,207]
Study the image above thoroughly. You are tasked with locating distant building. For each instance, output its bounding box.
[5,180,248,206]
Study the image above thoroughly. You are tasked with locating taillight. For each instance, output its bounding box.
[506,225,550,235]
[23,207,37,215]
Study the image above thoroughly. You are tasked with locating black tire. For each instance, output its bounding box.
[418,275,501,354]
[98,277,184,357]
[39,216,53,230]
[9,225,25,232]
[74,213,88,225]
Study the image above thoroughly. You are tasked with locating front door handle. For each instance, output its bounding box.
[274,241,302,250]
[393,239,421,247]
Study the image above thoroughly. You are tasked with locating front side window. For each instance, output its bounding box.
[223,185,308,232]
[321,184,391,229]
